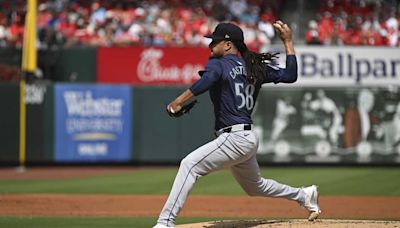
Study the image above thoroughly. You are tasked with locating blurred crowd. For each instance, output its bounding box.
[0,0,399,49]
[305,0,400,46]
[0,0,281,50]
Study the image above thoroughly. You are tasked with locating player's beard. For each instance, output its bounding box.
[209,55,221,59]
[209,40,224,58]
[210,51,223,58]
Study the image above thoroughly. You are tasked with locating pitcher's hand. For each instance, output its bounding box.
[273,20,292,43]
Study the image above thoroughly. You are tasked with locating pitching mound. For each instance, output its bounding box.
[176,219,400,228]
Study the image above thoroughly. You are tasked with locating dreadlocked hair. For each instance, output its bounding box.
[235,41,277,85]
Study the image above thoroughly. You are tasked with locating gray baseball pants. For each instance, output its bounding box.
[157,124,306,227]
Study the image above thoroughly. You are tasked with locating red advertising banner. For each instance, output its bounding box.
[97,47,210,85]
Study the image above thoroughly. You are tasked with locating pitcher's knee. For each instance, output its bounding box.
[243,188,263,196]
[180,156,202,175]
[180,156,194,169]
[180,156,211,177]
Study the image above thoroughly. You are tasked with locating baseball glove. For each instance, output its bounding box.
[167,100,198,118]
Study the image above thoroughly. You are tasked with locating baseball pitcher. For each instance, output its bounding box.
[154,21,321,228]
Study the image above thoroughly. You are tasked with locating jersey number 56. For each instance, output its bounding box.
[235,83,255,110]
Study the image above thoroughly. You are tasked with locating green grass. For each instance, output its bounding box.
[0,216,217,228]
[0,167,399,195]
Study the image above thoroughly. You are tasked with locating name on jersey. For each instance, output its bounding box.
[229,65,246,79]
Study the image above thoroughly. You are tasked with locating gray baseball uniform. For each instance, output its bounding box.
[156,53,306,227]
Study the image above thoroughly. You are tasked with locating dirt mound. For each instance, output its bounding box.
[176,219,400,228]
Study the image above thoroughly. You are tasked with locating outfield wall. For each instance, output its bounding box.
[0,46,399,165]
[0,82,399,165]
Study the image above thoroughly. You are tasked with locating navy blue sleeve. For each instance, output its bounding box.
[263,55,298,84]
[190,58,222,96]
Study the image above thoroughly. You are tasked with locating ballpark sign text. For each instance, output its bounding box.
[289,46,400,86]
[137,48,203,84]
[98,47,210,85]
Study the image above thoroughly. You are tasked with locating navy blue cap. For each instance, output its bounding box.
[205,22,244,42]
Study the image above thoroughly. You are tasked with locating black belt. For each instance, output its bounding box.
[221,124,252,133]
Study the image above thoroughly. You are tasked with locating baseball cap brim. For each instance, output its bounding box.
[198,70,206,77]
[204,34,225,40]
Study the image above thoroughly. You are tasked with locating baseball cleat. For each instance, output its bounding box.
[301,185,321,221]
[308,211,320,221]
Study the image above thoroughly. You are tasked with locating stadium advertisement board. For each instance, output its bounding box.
[272,46,400,87]
[98,46,399,86]
[54,84,132,162]
[254,87,400,164]
[97,47,210,85]
[25,82,53,162]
